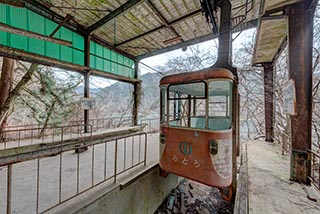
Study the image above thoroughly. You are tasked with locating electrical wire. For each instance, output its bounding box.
[139,61,164,76]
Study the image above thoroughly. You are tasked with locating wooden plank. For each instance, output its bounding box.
[0,22,72,46]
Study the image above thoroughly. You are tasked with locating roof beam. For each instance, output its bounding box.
[87,0,145,33]
[0,0,24,7]
[115,9,201,47]
[145,0,183,42]
[20,0,87,35]
[16,0,137,60]
[136,33,218,60]
[137,18,259,60]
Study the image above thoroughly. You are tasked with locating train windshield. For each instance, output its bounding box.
[161,79,232,131]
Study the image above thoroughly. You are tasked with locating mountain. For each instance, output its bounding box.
[77,73,162,118]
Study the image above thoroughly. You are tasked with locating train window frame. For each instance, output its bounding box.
[207,79,233,130]
[160,86,167,124]
[166,81,208,129]
[167,81,208,100]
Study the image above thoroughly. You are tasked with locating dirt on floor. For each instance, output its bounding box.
[154,179,233,214]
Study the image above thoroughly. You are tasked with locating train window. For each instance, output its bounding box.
[208,80,233,130]
[168,82,206,99]
[160,87,167,124]
[167,82,207,128]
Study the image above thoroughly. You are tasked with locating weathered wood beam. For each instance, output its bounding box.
[87,0,145,33]
[20,0,87,35]
[0,22,72,46]
[19,0,136,60]
[145,0,183,42]
[115,9,201,48]
[0,0,24,7]
[0,45,140,84]
[137,18,258,60]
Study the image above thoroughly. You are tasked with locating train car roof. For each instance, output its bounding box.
[159,67,235,85]
[160,68,235,85]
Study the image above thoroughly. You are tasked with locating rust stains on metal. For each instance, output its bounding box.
[288,1,313,184]
[263,63,274,142]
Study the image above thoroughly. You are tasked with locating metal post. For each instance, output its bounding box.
[288,1,314,184]
[215,0,237,77]
[7,164,12,214]
[263,63,274,142]
[133,61,139,125]
[84,35,91,133]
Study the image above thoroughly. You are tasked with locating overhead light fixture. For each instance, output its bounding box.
[163,36,182,45]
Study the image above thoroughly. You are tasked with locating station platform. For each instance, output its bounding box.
[235,140,320,214]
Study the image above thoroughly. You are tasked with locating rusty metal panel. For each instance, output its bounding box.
[263,63,274,142]
[160,126,233,188]
[288,1,313,184]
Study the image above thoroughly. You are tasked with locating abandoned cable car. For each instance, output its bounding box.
[159,67,239,201]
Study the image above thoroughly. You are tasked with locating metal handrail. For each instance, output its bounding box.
[1,130,148,214]
[307,149,320,191]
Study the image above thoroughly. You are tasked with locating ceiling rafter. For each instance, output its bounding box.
[145,0,184,42]
[137,18,259,60]
[87,0,146,33]
[19,0,136,60]
[115,9,202,48]
[20,0,87,35]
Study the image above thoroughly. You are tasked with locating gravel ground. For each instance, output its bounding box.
[155,179,234,214]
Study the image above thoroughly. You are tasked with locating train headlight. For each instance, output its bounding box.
[209,140,218,155]
[160,133,166,144]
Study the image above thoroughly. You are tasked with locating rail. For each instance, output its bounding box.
[0,125,147,214]
[308,149,320,191]
[0,124,92,155]
[140,118,159,133]
[2,116,133,141]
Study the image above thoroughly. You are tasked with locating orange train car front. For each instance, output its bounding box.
[159,68,237,192]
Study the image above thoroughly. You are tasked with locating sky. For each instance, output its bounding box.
[90,28,256,88]
[140,28,255,75]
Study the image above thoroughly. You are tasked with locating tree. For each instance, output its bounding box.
[0,58,39,134]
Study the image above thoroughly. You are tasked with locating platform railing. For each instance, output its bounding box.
[0,124,92,153]
[0,125,147,214]
[140,118,159,133]
[2,116,133,141]
[308,149,320,191]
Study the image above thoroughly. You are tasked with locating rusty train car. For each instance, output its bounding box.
[159,67,239,201]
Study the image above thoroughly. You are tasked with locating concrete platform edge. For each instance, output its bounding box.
[234,142,248,214]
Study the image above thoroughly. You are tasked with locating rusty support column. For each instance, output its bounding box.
[288,1,314,184]
[214,0,237,77]
[263,63,274,142]
[132,61,139,125]
[84,35,90,133]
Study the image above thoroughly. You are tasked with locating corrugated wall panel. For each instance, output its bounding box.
[0,4,135,79]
